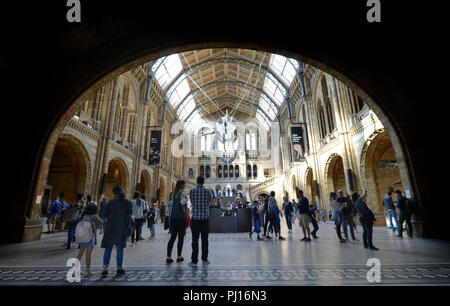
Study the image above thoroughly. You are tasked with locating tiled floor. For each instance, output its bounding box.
[1,221,449,285]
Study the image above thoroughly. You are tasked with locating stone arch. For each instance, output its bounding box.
[139,169,151,199]
[324,153,346,195]
[46,132,92,205]
[360,128,403,212]
[105,157,130,201]
[158,177,166,202]
[25,42,418,241]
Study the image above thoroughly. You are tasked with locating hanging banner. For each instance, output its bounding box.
[291,126,305,162]
[148,130,162,166]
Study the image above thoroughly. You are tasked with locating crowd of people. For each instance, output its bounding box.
[49,176,415,277]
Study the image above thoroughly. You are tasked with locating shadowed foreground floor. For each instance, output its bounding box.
[0,221,449,285]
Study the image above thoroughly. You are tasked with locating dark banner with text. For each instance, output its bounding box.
[291,126,305,162]
[149,130,162,166]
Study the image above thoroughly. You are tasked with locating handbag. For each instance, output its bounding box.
[60,206,79,223]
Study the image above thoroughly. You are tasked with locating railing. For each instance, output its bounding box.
[248,177,276,193]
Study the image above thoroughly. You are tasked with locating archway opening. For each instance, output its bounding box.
[363,130,404,225]
[46,138,88,210]
[105,159,126,201]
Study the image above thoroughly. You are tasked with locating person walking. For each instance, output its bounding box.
[320,210,326,224]
[86,195,97,207]
[309,204,319,239]
[330,192,346,243]
[395,190,413,238]
[352,190,378,250]
[59,196,69,231]
[282,197,294,233]
[98,198,107,234]
[160,201,166,223]
[383,191,398,232]
[46,193,62,233]
[147,202,157,238]
[166,180,188,264]
[101,186,132,277]
[337,190,357,241]
[75,204,103,276]
[130,192,145,246]
[267,191,285,240]
[249,200,263,240]
[262,196,271,239]
[65,192,85,249]
[297,190,311,241]
[140,194,147,238]
[189,176,212,267]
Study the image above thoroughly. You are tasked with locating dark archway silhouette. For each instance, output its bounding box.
[2,2,434,243]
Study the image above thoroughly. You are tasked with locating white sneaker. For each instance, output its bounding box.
[202,260,210,266]
[188,261,198,267]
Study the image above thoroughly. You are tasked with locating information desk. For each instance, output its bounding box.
[208,207,252,233]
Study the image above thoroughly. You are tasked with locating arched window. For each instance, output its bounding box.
[229,165,234,178]
[253,165,258,178]
[218,165,222,178]
[224,165,228,178]
[246,130,257,151]
[247,165,251,179]
[235,165,239,178]
[205,165,211,178]
[200,165,205,177]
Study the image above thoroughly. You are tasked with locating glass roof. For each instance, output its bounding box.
[176,94,196,121]
[255,109,271,131]
[268,54,299,85]
[150,50,300,132]
[151,54,184,89]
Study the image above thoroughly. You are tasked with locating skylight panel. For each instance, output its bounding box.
[177,95,196,120]
[258,97,277,120]
[263,77,284,105]
[168,78,190,106]
[269,54,299,85]
[152,54,183,88]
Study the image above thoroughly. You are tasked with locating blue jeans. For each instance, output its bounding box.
[67,217,80,244]
[103,245,124,268]
[253,216,261,233]
[285,213,292,230]
[359,217,374,248]
[387,209,398,229]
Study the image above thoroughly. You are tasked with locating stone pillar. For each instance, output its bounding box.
[98,78,120,200]
[327,76,354,195]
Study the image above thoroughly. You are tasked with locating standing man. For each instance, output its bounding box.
[330,192,346,243]
[395,190,413,238]
[297,190,311,241]
[382,191,398,232]
[337,190,357,241]
[189,176,212,267]
[282,196,294,233]
[46,193,62,233]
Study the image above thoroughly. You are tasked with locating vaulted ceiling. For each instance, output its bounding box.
[149,48,302,131]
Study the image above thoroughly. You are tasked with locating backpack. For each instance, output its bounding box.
[75,220,94,243]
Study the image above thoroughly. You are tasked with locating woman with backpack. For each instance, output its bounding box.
[75,204,103,276]
[101,186,132,277]
[166,180,188,264]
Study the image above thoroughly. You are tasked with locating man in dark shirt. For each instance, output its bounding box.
[297,190,311,241]
[337,190,357,241]
[395,190,413,238]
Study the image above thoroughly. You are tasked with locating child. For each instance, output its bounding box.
[75,204,103,276]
